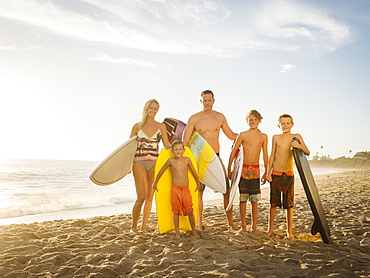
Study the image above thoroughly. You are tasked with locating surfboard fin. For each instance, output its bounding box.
[312,220,331,244]
[311,219,321,235]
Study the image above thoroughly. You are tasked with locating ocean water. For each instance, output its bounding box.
[0,158,222,222]
[0,158,344,224]
[0,159,140,219]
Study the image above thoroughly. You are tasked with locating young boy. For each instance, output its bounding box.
[228,110,268,233]
[153,140,200,238]
[265,114,310,239]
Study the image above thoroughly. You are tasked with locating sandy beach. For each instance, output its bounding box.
[0,170,369,278]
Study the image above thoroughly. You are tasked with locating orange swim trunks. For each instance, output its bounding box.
[171,185,193,216]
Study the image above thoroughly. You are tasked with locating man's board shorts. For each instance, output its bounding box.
[238,164,261,202]
[269,170,295,209]
[171,185,193,216]
[199,153,230,192]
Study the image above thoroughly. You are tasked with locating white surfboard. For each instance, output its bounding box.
[90,136,137,186]
[188,131,227,194]
[226,145,243,211]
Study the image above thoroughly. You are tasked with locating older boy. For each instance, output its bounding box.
[266,114,310,239]
[153,140,200,238]
[228,110,268,233]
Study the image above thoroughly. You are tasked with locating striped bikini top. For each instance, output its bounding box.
[134,129,161,162]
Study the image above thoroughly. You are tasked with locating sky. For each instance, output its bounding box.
[0,0,369,163]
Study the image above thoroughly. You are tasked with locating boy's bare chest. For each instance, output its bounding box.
[276,136,294,152]
[243,132,263,146]
[170,160,187,171]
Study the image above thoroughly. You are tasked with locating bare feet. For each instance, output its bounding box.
[229,224,239,231]
[252,229,262,235]
[131,227,150,234]
[192,231,201,238]
[265,230,273,237]
[286,232,295,240]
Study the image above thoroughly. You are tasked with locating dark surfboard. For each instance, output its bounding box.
[292,137,331,244]
[163,118,186,144]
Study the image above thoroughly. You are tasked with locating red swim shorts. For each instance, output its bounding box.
[171,185,193,216]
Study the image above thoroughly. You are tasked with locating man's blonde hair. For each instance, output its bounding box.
[200,90,214,99]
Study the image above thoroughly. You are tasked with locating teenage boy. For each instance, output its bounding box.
[228,110,268,233]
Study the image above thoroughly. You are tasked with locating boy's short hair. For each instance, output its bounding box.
[201,90,214,99]
[246,110,263,122]
[278,114,294,123]
[171,140,184,149]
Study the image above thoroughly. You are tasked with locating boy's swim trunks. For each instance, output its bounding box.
[269,170,295,209]
[171,185,193,216]
[238,164,261,202]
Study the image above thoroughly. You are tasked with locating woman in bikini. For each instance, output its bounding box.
[130,99,170,232]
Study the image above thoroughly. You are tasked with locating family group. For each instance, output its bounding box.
[129,90,310,239]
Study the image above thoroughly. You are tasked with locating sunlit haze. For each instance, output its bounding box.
[1,0,369,162]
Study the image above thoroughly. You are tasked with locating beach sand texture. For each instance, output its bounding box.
[0,171,369,278]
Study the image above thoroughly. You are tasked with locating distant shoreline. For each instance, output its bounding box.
[309,157,370,169]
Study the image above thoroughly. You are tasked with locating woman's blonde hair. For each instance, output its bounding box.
[139,99,160,128]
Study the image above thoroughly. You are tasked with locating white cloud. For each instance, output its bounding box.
[278,63,295,73]
[164,0,231,23]
[0,46,17,50]
[254,0,352,52]
[89,52,166,69]
[0,45,44,51]
[0,0,353,57]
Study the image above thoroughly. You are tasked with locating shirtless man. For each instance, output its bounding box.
[183,90,238,230]
[228,110,268,233]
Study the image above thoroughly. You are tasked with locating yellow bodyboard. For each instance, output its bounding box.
[154,147,198,234]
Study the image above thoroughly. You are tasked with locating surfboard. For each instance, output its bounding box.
[188,131,227,194]
[154,147,198,234]
[90,118,181,186]
[163,118,187,144]
[292,137,331,244]
[90,136,138,186]
[226,145,243,211]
